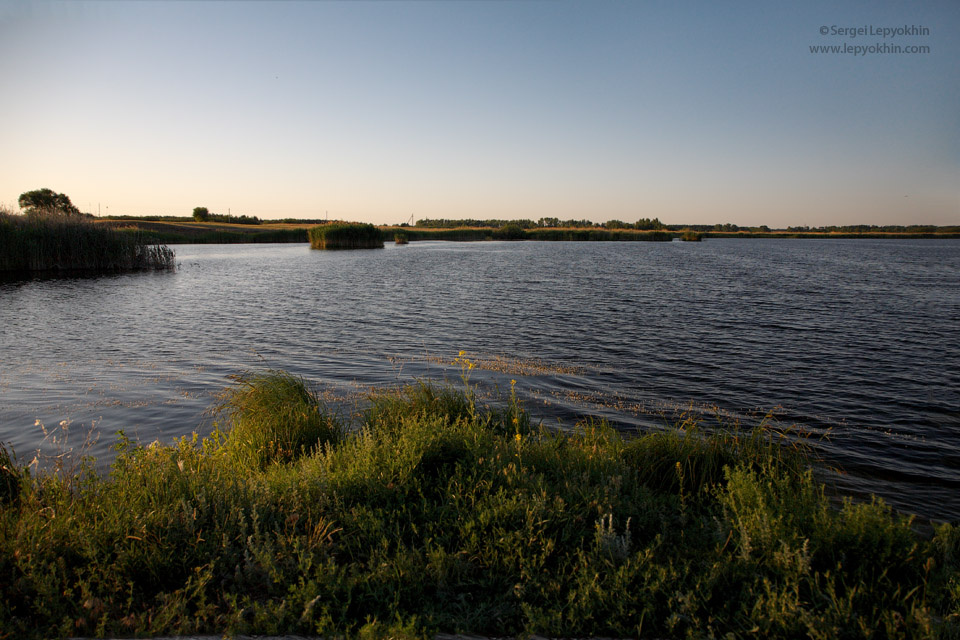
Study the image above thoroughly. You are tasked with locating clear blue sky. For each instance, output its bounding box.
[1,0,957,226]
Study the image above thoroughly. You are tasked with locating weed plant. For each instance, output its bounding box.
[0,209,175,273]
[309,223,384,250]
[212,370,344,471]
[0,370,957,638]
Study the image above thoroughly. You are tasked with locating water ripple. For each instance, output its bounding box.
[1,238,959,522]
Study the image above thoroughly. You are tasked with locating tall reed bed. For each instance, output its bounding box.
[308,223,384,249]
[0,372,956,639]
[0,209,175,273]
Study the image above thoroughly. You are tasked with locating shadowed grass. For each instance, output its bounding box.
[0,443,25,507]
[0,209,175,273]
[0,372,956,639]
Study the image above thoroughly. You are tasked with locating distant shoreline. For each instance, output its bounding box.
[95,218,960,244]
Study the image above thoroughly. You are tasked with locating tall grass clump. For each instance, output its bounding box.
[213,370,343,470]
[0,370,957,639]
[0,208,175,273]
[308,223,384,250]
[0,443,25,507]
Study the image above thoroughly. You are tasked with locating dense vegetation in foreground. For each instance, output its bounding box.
[0,209,175,273]
[1,371,957,639]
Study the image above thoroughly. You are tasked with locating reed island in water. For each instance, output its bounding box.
[309,222,385,249]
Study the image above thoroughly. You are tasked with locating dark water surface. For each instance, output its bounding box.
[1,239,958,522]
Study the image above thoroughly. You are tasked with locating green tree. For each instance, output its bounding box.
[18,188,80,217]
[634,217,665,230]
[494,223,527,240]
[193,207,210,222]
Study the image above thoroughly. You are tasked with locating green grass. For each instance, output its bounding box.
[0,371,957,639]
[309,223,385,250]
[0,209,175,273]
[212,370,343,471]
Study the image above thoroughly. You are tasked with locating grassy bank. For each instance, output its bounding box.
[101,219,309,244]
[0,371,956,639]
[309,223,384,250]
[0,210,175,274]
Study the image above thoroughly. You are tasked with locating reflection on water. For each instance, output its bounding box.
[1,239,958,521]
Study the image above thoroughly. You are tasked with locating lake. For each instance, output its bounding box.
[1,239,958,523]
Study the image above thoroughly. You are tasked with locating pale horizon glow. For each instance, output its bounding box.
[1,0,957,226]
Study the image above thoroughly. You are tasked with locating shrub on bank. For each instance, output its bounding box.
[0,371,956,639]
[308,223,384,250]
[0,208,175,273]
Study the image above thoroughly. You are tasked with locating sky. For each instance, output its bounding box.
[1,0,957,227]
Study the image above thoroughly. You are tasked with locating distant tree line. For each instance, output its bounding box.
[192,207,261,225]
[274,217,330,225]
[417,218,959,234]
[415,217,667,230]
[666,223,758,232]
[785,224,960,234]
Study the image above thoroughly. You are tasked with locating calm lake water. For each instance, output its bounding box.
[1,239,958,522]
